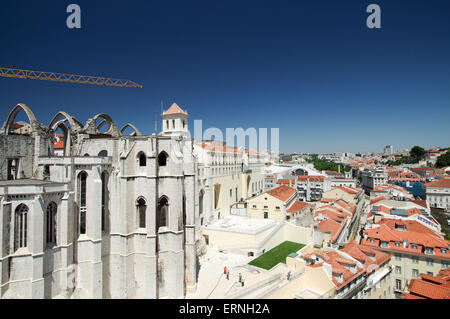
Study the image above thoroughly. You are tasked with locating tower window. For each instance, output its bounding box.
[138,152,147,167]
[46,202,57,246]
[14,204,28,251]
[78,171,88,235]
[157,196,169,231]
[101,171,109,233]
[137,197,147,229]
[158,152,168,167]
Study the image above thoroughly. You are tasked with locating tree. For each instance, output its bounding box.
[436,151,450,168]
[410,146,426,160]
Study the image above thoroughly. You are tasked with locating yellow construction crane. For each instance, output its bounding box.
[0,67,143,88]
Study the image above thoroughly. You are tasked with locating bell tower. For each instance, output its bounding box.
[161,102,189,137]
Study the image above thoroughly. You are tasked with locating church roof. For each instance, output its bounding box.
[162,103,188,116]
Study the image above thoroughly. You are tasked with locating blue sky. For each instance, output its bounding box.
[0,0,449,154]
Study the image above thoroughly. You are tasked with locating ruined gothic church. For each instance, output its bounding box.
[0,102,201,299]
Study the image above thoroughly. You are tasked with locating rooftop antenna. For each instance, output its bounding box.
[154,109,157,134]
[156,99,163,133]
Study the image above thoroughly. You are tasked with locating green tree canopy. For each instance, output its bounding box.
[436,151,450,168]
[410,146,426,160]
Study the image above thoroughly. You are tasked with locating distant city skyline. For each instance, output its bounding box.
[283,144,448,156]
[1,0,449,154]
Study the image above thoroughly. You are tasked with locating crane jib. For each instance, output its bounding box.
[0,67,143,88]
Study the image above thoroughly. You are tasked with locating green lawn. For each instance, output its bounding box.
[248,241,305,270]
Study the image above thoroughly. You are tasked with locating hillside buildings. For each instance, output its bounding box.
[268,241,392,299]
[361,219,450,298]
[296,175,332,202]
[423,179,450,210]
[384,145,393,156]
[361,167,388,193]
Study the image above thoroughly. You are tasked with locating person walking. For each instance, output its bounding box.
[224,266,227,275]
[241,277,245,287]
[226,270,230,280]
[238,273,242,283]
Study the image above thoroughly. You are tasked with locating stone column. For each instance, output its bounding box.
[145,175,157,299]
[58,191,73,297]
[84,167,103,299]
[31,195,45,298]
[109,170,126,298]
[0,198,11,297]
[184,175,197,294]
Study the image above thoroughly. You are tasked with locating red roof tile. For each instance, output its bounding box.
[287,201,309,213]
[405,278,450,299]
[424,179,450,188]
[266,185,297,203]
[162,103,188,116]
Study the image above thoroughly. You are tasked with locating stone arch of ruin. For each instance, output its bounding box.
[120,123,142,136]
[1,103,39,134]
[83,113,120,137]
[49,111,83,132]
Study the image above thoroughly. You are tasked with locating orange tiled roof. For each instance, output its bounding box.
[325,170,343,175]
[318,218,346,243]
[54,133,64,149]
[315,209,346,223]
[370,196,390,205]
[287,201,309,213]
[403,274,450,299]
[162,103,188,116]
[317,204,352,218]
[377,218,437,236]
[323,250,364,289]
[340,241,391,274]
[336,186,359,195]
[277,179,295,185]
[11,123,24,129]
[297,175,325,182]
[424,179,450,188]
[361,223,450,259]
[266,185,297,203]
[196,142,238,153]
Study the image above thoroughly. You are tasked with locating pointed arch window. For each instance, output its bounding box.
[137,197,147,229]
[78,171,88,235]
[138,152,147,167]
[101,171,109,233]
[158,151,168,167]
[157,196,169,231]
[46,202,57,246]
[14,204,28,251]
[98,150,108,157]
[199,190,204,216]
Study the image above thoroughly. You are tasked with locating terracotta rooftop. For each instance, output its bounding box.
[266,185,297,203]
[402,269,450,299]
[424,179,450,188]
[361,221,450,259]
[54,133,64,149]
[162,103,188,116]
[287,201,309,213]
